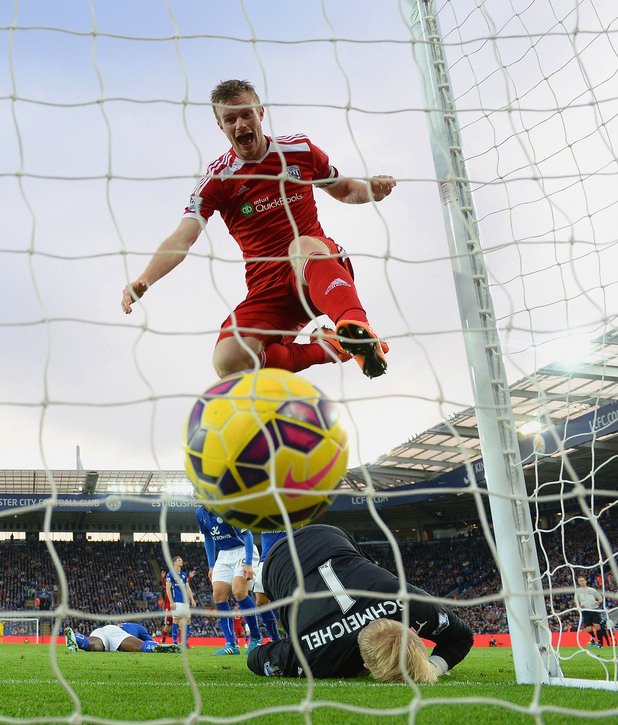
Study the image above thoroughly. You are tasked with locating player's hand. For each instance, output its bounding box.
[242,564,254,581]
[208,567,214,582]
[369,175,397,201]
[121,279,149,314]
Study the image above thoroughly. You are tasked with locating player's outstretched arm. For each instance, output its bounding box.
[121,217,201,314]
[324,175,396,204]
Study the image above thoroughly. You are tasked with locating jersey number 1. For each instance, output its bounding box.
[318,559,355,614]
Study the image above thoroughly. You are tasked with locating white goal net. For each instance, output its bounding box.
[2,618,39,644]
[1,0,617,722]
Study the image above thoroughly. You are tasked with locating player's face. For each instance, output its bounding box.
[216,92,266,161]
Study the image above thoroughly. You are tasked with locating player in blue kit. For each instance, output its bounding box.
[65,622,180,653]
[165,556,197,647]
[252,531,288,642]
[196,505,263,655]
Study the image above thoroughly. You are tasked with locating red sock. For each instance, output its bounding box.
[161,630,167,643]
[303,254,367,324]
[260,341,330,372]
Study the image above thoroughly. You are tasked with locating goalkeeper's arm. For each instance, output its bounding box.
[121,217,201,314]
[247,639,302,678]
[426,609,474,674]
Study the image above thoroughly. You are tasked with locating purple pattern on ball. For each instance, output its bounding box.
[204,377,241,397]
[317,399,338,429]
[237,421,279,465]
[277,400,321,427]
[187,399,205,441]
[236,465,268,489]
[188,454,217,485]
[189,427,206,455]
[223,508,256,526]
[261,500,329,528]
[219,469,241,496]
[277,420,322,453]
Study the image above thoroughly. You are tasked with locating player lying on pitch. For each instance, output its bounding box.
[64,622,180,653]
[247,524,474,681]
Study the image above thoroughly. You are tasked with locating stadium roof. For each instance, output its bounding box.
[346,328,618,490]
[0,329,616,503]
[0,469,191,496]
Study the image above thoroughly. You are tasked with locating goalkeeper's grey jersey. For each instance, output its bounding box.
[575,586,601,611]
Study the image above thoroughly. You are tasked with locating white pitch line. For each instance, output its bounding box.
[0,678,514,688]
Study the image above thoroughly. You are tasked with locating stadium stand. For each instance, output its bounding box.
[1,514,615,637]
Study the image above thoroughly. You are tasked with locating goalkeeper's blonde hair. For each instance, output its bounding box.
[358,619,438,683]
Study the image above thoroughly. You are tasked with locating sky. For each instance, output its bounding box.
[0,0,616,473]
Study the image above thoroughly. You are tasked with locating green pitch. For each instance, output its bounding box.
[0,645,616,724]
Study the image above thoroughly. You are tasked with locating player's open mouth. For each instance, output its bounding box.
[237,133,254,146]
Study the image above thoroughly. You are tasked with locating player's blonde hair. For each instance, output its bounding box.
[211,79,261,119]
[357,619,438,684]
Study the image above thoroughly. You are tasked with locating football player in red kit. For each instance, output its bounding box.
[122,79,394,379]
[233,610,249,648]
[160,569,173,643]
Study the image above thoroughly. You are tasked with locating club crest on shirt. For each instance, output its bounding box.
[264,661,284,676]
[286,164,301,180]
[187,194,201,213]
[432,612,450,636]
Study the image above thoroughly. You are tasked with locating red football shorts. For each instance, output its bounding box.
[218,237,354,346]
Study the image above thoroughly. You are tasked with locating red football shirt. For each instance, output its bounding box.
[183,134,340,295]
[161,572,171,610]
[233,615,245,637]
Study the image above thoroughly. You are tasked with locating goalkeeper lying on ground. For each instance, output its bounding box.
[65,622,180,653]
[247,524,473,681]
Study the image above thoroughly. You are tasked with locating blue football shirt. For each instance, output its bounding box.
[165,569,189,603]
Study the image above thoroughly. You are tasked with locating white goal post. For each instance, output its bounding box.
[409,0,617,690]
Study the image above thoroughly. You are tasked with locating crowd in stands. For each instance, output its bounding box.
[0,513,615,637]
[0,541,160,632]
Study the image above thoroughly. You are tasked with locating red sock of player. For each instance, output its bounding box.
[302,253,367,325]
[161,630,167,643]
[260,341,329,372]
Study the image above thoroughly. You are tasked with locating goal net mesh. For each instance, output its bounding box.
[1,0,617,721]
[2,618,39,643]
